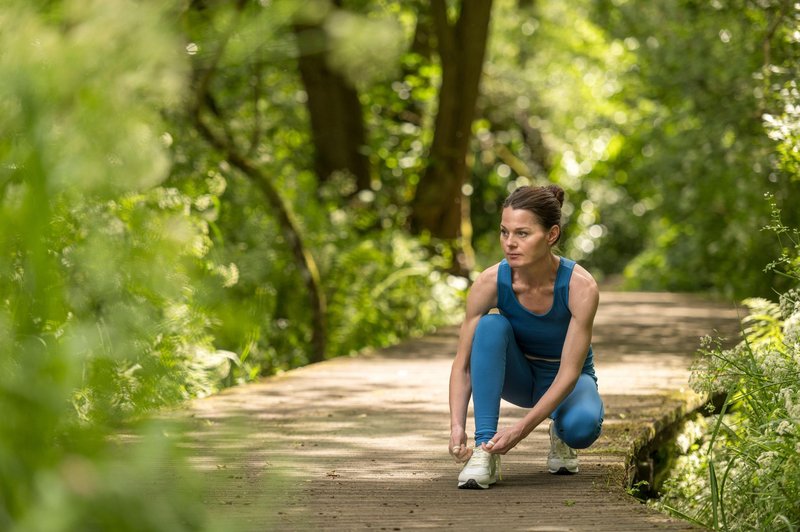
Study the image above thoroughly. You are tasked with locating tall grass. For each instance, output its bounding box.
[654,209,800,530]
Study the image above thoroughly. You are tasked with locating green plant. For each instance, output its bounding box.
[0,1,229,528]
[654,208,800,530]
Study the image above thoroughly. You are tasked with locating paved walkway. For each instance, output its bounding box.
[180,292,740,531]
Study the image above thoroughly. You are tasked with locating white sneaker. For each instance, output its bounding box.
[547,422,578,474]
[457,447,500,489]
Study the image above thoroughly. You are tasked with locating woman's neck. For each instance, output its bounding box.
[514,253,559,288]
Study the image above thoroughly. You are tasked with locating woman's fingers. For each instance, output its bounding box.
[481,438,502,453]
[449,430,471,462]
[482,428,519,454]
[450,443,472,463]
[450,444,462,460]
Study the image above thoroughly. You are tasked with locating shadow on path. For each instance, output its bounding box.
[177,291,739,531]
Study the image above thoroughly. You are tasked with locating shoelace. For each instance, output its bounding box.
[471,448,490,465]
[497,455,503,480]
[470,448,503,480]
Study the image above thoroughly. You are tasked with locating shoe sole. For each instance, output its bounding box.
[548,466,578,475]
[457,478,494,489]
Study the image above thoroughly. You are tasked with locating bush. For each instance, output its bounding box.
[0,1,228,528]
[654,212,800,530]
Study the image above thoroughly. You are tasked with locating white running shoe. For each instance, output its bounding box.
[457,447,501,489]
[547,422,579,474]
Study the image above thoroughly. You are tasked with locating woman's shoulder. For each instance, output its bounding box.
[465,263,503,315]
[472,262,503,288]
[565,260,599,313]
[566,260,599,295]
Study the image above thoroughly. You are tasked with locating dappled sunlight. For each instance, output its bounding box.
[594,292,741,395]
[597,356,705,396]
[3,0,796,528]
[176,295,741,528]
[594,293,741,344]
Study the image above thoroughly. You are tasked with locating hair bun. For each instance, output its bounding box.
[545,184,565,207]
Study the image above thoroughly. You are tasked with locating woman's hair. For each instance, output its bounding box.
[502,185,565,243]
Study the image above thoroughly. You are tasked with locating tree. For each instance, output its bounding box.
[589,0,800,296]
[187,2,329,363]
[409,0,494,272]
[293,2,371,191]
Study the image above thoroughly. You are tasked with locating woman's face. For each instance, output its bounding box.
[500,207,559,267]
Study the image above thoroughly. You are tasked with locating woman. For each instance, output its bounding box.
[448,184,604,489]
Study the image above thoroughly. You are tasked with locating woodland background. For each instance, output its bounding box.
[1,0,799,529]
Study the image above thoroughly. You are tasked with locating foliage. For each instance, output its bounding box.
[652,2,800,522]
[170,0,800,383]
[173,0,465,380]
[323,228,467,355]
[0,0,229,528]
[172,0,800,389]
[585,0,800,297]
[470,0,638,273]
[652,205,800,530]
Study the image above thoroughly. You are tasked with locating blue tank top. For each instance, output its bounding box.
[496,256,594,361]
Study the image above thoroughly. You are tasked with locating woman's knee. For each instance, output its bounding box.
[471,314,513,360]
[474,314,513,341]
[470,314,514,371]
[555,405,604,449]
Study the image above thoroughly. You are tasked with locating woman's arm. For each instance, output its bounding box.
[448,265,499,461]
[483,266,599,454]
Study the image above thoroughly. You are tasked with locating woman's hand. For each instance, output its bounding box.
[481,423,529,455]
[449,427,472,463]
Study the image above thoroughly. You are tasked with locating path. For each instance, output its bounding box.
[180,292,740,531]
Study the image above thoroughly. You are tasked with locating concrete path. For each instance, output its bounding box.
[180,292,740,531]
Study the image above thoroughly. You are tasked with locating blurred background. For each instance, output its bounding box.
[1,0,798,529]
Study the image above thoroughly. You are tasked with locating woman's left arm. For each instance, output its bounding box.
[483,268,599,454]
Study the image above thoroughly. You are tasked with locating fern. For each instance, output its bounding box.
[741,298,784,348]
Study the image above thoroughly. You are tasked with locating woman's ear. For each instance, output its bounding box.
[548,225,560,246]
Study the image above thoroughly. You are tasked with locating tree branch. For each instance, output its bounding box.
[188,11,327,362]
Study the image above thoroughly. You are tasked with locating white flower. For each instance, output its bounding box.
[775,419,794,436]
[783,388,800,419]
[756,451,778,477]
[676,432,691,454]
[784,311,800,345]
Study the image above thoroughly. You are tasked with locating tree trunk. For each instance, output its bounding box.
[293,18,371,191]
[409,0,493,271]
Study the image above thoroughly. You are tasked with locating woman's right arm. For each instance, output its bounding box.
[448,265,499,462]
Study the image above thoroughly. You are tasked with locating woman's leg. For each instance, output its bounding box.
[551,373,604,449]
[470,314,534,445]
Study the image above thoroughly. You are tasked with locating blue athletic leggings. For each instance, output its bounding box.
[470,314,604,449]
